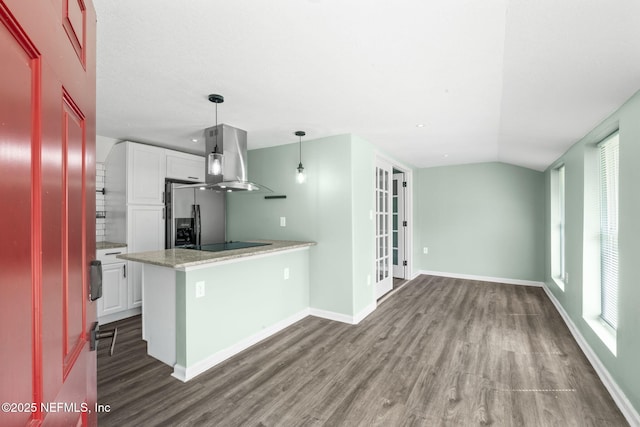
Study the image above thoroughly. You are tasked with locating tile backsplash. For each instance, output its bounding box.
[96,162,106,242]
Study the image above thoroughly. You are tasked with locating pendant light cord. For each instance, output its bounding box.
[215,102,219,150]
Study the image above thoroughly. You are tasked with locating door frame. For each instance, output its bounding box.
[374,152,414,297]
[392,171,407,279]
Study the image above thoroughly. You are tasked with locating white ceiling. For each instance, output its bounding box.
[93,0,640,171]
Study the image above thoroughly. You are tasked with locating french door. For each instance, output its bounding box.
[375,159,393,298]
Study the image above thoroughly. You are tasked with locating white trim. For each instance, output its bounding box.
[420,270,544,287]
[542,284,640,427]
[172,301,381,382]
[309,301,376,325]
[171,308,311,382]
[309,308,355,324]
[353,301,376,324]
[374,150,414,291]
[179,246,311,272]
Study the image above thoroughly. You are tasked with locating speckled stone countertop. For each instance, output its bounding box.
[96,241,127,250]
[117,240,315,270]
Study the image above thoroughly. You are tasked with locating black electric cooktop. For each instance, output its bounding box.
[179,241,271,252]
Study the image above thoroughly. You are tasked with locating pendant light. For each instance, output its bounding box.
[295,131,306,183]
[207,94,224,176]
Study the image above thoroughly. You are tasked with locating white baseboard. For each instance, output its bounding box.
[172,302,383,382]
[419,270,544,287]
[309,301,376,325]
[309,307,354,324]
[172,308,310,382]
[353,302,376,324]
[542,284,640,427]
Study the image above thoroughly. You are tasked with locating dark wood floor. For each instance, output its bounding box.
[97,275,628,426]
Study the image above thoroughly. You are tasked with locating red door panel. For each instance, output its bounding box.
[62,94,86,375]
[0,0,96,425]
[63,0,86,64]
[0,14,36,427]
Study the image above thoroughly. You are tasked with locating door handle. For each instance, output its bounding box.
[123,264,127,278]
[90,322,118,356]
[89,260,102,301]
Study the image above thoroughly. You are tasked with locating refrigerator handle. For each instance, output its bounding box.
[193,204,201,246]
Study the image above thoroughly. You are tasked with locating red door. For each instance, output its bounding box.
[0,0,97,426]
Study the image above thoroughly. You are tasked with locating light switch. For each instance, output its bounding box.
[280,217,286,227]
[284,267,290,280]
[423,247,428,254]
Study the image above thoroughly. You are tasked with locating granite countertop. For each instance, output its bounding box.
[97,241,127,250]
[117,240,315,270]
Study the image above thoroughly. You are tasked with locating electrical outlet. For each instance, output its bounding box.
[280,217,286,227]
[565,272,569,284]
[369,210,373,220]
[423,247,428,254]
[284,267,290,280]
[367,274,371,286]
[195,281,205,298]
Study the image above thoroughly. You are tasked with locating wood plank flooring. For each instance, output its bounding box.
[97,275,628,426]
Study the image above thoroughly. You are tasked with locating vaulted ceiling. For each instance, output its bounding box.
[94,0,640,171]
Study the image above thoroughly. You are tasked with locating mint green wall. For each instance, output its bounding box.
[416,162,545,281]
[227,135,357,315]
[175,249,309,367]
[350,135,376,314]
[544,89,640,413]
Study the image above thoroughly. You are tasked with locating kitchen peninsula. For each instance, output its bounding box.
[118,239,315,382]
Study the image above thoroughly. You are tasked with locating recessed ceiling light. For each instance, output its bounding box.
[443,154,449,158]
[416,124,425,128]
[191,138,198,143]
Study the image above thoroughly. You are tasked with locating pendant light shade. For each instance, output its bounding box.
[295,131,306,184]
[207,94,224,176]
[208,147,223,175]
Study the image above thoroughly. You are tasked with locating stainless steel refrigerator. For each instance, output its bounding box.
[165,180,226,248]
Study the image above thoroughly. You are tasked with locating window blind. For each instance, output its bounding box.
[598,133,619,329]
[558,165,565,280]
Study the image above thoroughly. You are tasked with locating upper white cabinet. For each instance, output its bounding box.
[104,141,166,217]
[128,143,167,205]
[166,151,205,182]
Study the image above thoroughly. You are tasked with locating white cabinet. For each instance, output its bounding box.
[166,152,205,182]
[96,247,131,325]
[127,205,165,308]
[105,141,199,322]
[127,143,167,205]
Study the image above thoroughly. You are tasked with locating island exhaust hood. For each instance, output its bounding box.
[199,123,271,193]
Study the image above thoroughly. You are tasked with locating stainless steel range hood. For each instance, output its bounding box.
[200,124,271,193]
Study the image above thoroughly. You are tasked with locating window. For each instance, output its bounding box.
[598,132,619,329]
[550,164,566,289]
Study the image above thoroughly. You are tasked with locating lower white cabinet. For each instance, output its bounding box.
[97,247,140,325]
[98,262,127,316]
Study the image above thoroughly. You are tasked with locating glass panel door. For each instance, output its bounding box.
[375,160,392,298]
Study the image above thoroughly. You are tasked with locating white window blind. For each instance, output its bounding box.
[598,132,619,329]
[557,165,565,281]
